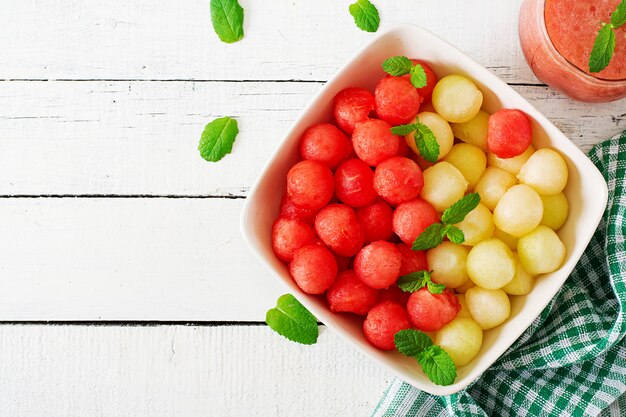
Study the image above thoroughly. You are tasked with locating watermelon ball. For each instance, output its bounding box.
[487,109,532,159]
[354,241,402,289]
[299,123,352,169]
[326,270,380,315]
[333,87,375,134]
[373,156,424,206]
[363,300,412,350]
[315,204,364,257]
[289,244,338,294]
[279,194,318,224]
[396,134,409,156]
[334,254,353,271]
[396,243,429,275]
[403,60,438,104]
[334,159,377,208]
[352,119,400,166]
[271,218,317,262]
[379,285,410,306]
[286,160,334,210]
[407,288,460,332]
[374,76,421,126]
[355,199,394,243]
[392,198,439,245]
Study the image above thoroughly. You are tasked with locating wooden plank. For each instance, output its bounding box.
[0,81,623,196]
[1,0,533,83]
[0,325,392,416]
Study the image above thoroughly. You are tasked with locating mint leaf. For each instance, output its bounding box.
[349,0,380,32]
[394,329,433,358]
[410,64,427,88]
[391,123,418,136]
[210,0,244,44]
[397,271,444,294]
[382,56,413,76]
[611,0,626,28]
[441,193,481,225]
[427,280,446,294]
[266,294,318,345]
[444,225,465,245]
[412,223,445,251]
[418,345,457,386]
[414,123,440,163]
[198,116,239,162]
[589,24,616,73]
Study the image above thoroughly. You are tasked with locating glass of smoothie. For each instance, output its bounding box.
[519,0,626,102]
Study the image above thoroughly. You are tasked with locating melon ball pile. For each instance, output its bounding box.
[271,58,569,369]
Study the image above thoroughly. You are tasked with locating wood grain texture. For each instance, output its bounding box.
[0,81,623,196]
[0,325,391,417]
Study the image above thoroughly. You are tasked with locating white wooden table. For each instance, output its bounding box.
[0,1,624,415]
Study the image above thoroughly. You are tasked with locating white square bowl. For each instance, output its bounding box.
[240,25,608,395]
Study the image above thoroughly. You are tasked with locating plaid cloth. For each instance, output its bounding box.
[372,130,626,417]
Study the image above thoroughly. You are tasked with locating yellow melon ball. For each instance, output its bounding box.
[421,162,469,212]
[435,317,483,367]
[493,184,543,238]
[466,238,516,289]
[494,228,519,251]
[427,242,470,288]
[432,75,483,123]
[540,192,569,231]
[454,203,495,246]
[405,112,454,161]
[444,143,487,188]
[517,225,566,275]
[450,110,489,151]
[517,148,568,195]
[465,287,511,330]
[487,146,535,175]
[474,167,517,211]
[502,254,536,295]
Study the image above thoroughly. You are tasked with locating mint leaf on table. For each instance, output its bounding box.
[412,223,445,251]
[589,23,616,73]
[198,116,239,162]
[210,0,244,43]
[410,64,427,88]
[266,294,318,345]
[414,123,440,163]
[397,271,445,294]
[444,225,465,245]
[394,329,433,358]
[349,0,380,33]
[441,193,481,225]
[382,56,413,76]
[611,0,626,28]
[417,345,457,386]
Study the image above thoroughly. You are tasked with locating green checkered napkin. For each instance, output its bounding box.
[372,130,626,417]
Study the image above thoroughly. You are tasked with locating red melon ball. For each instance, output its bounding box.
[373,156,424,206]
[354,241,402,289]
[289,244,338,294]
[407,288,460,332]
[402,60,438,104]
[299,123,352,169]
[286,160,334,211]
[271,218,317,262]
[326,270,380,315]
[363,301,412,350]
[355,199,394,243]
[374,76,421,126]
[392,198,439,245]
[487,109,532,159]
[333,87,375,134]
[396,243,429,275]
[279,194,318,224]
[352,119,400,166]
[396,134,409,157]
[315,204,364,257]
[334,158,377,208]
[379,285,410,306]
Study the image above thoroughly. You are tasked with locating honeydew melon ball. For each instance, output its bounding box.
[493,184,543,238]
[465,287,511,330]
[517,148,568,195]
[456,294,472,319]
[454,203,495,246]
[421,162,469,212]
[444,143,487,188]
[517,225,566,275]
[435,317,483,367]
[432,75,483,123]
[426,241,470,289]
[455,280,475,294]
[540,192,569,231]
[487,146,535,176]
[450,110,489,152]
[474,167,517,211]
[502,253,536,295]
[493,227,519,251]
[466,238,515,289]
[405,112,454,161]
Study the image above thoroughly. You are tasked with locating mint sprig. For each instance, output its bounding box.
[266,294,319,345]
[382,56,427,88]
[397,271,445,294]
[411,193,480,251]
[589,0,625,73]
[394,329,457,386]
[210,0,244,44]
[198,116,239,162]
[390,121,439,162]
[349,0,380,33]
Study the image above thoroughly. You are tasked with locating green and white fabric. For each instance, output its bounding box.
[372,130,626,417]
